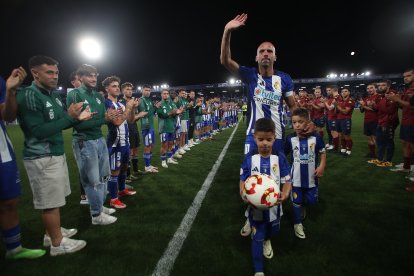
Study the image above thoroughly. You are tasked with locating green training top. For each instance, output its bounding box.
[138,96,156,130]
[16,82,78,159]
[177,96,189,120]
[66,84,106,141]
[157,99,176,133]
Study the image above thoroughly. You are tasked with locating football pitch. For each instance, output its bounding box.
[1,113,413,276]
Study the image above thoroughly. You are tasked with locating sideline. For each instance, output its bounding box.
[152,123,240,276]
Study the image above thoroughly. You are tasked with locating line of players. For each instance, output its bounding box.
[290,85,355,156]
[0,57,240,258]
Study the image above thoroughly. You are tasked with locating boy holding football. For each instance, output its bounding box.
[285,108,326,239]
[239,118,292,276]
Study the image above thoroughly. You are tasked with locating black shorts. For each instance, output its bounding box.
[129,129,140,148]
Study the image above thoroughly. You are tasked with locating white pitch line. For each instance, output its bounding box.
[152,123,240,276]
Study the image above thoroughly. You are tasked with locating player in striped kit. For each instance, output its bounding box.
[240,118,291,276]
[285,108,326,239]
[221,13,297,237]
[103,76,138,209]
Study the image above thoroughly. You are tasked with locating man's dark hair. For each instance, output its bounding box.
[254,118,275,134]
[291,107,310,120]
[142,84,151,90]
[326,84,338,91]
[28,55,58,69]
[76,64,98,77]
[379,79,391,86]
[69,71,78,82]
[121,82,134,90]
[404,68,414,74]
[102,76,120,88]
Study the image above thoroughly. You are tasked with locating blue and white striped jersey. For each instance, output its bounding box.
[239,66,294,139]
[285,133,325,188]
[0,77,15,164]
[105,99,129,148]
[240,153,291,222]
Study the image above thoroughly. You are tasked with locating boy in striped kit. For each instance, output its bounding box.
[240,118,291,276]
[285,108,326,239]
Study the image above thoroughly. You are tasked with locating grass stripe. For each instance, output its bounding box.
[152,123,240,276]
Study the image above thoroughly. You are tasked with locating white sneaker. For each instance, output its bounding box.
[340,149,346,153]
[43,227,78,247]
[145,166,159,173]
[178,148,186,155]
[174,153,183,159]
[91,212,117,225]
[326,145,334,150]
[263,240,273,259]
[150,165,159,170]
[346,150,351,156]
[325,144,330,149]
[102,206,116,215]
[167,158,178,165]
[240,219,251,237]
[394,163,404,168]
[254,273,265,276]
[162,160,168,168]
[294,223,306,239]
[50,237,86,256]
[80,196,88,205]
[184,145,191,151]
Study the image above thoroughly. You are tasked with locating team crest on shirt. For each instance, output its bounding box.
[272,164,278,173]
[116,161,121,168]
[293,192,298,199]
[96,98,101,104]
[310,143,315,152]
[49,109,54,119]
[273,81,280,91]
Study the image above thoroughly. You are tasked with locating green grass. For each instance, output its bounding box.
[1,113,413,276]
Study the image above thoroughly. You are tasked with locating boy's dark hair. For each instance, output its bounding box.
[102,76,120,88]
[76,64,98,77]
[28,55,58,69]
[254,118,275,134]
[291,107,310,120]
[121,82,133,90]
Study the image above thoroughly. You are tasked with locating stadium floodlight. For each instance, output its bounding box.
[365,71,371,76]
[351,73,354,76]
[229,78,235,85]
[79,37,102,60]
[351,51,355,56]
[344,73,348,77]
[137,86,142,91]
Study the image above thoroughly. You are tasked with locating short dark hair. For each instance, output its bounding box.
[102,76,120,88]
[169,89,177,98]
[254,118,275,134]
[404,68,414,74]
[28,55,58,69]
[379,79,391,86]
[142,84,151,90]
[69,71,78,82]
[76,64,98,77]
[121,82,134,90]
[291,107,310,120]
[327,84,338,91]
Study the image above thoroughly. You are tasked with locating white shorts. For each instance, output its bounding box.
[180,120,188,133]
[24,155,71,209]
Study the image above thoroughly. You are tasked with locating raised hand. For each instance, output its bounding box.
[6,67,27,93]
[225,13,248,31]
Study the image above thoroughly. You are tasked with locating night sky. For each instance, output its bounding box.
[2,0,414,88]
